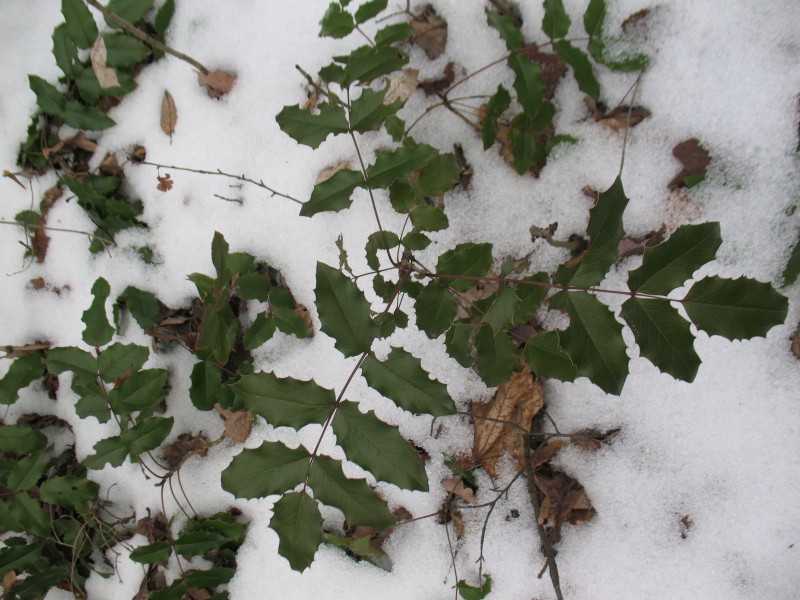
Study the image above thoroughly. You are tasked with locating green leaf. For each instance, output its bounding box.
[784,235,800,286]
[4,564,67,598]
[73,380,109,422]
[550,291,628,395]
[309,455,394,528]
[302,169,364,217]
[62,100,116,130]
[149,580,188,600]
[508,115,547,174]
[482,286,519,333]
[46,346,98,381]
[103,33,150,67]
[340,45,407,86]
[107,0,154,25]
[269,287,295,309]
[82,277,115,347]
[211,231,230,279]
[410,205,449,231]
[28,75,65,116]
[554,40,600,100]
[173,531,226,557]
[389,179,423,213]
[0,425,46,454]
[188,360,222,410]
[402,232,431,250]
[474,326,518,387]
[323,532,386,565]
[184,567,235,589]
[3,493,50,536]
[416,284,458,338]
[196,303,238,365]
[243,313,277,350]
[129,540,171,564]
[0,354,44,405]
[233,373,334,429]
[366,231,400,271]
[62,0,98,48]
[274,306,309,338]
[486,9,524,50]
[620,298,701,382]
[7,451,47,491]
[52,24,81,78]
[682,276,788,340]
[375,22,413,46]
[508,54,543,114]
[481,85,511,149]
[436,243,494,292]
[276,103,349,149]
[523,330,577,381]
[350,87,403,133]
[355,0,388,23]
[583,0,606,37]
[418,153,461,196]
[39,475,99,508]
[188,273,215,302]
[270,491,323,572]
[513,273,550,323]
[85,416,173,469]
[109,368,168,416]
[445,323,474,367]
[97,342,148,383]
[235,272,271,301]
[315,262,378,357]
[319,2,355,38]
[458,574,493,600]
[154,0,175,33]
[361,348,455,416]
[385,114,405,141]
[627,222,722,295]
[542,0,571,39]
[84,436,129,469]
[0,543,45,580]
[332,401,428,491]
[556,176,629,287]
[366,143,439,189]
[117,286,160,330]
[75,65,136,103]
[222,441,309,499]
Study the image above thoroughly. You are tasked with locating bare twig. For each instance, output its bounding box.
[0,219,115,247]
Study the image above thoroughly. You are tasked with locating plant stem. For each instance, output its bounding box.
[84,0,210,75]
[0,219,115,246]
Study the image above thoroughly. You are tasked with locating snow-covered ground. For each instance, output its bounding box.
[1,1,799,598]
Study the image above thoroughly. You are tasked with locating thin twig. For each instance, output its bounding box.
[0,219,115,246]
[619,72,644,176]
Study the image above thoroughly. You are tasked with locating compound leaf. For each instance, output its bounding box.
[523,330,578,381]
[620,297,700,382]
[302,168,364,217]
[332,400,428,491]
[416,283,458,338]
[361,348,455,416]
[436,243,494,292]
[97,342,148,383]
[474,325,518,387]
[682,276,788,340]
[276,103,349,149]
[232,373,334,429]
[315,262,378,357]
[554,40,600,100]
[627,222,721,295]
[308,455,395,529]
[271,491,323,572]
[0,354,44,405]
[486,9,524,50]
[542,0,571,39]
[62,0,98,48]
[366,143,439,189]
[319,2,355,38]
[221,441,309,499]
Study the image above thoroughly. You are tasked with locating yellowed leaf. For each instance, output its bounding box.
[90,36,120,89]
[315,161,350,185]
[3,570,16,592]
[215,403,253,444]
[384,68,419,105]
[160,91,177,139]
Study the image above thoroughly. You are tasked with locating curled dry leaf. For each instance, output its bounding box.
[442,477,477,505]
[472,365,544,478]
[531,439,565,467]
[535,470,596,541]
[667,138,711,190]
[569,428,621,452]
[411,6,448,59]
[198,69,237,99]
[156,173,173,192]
[160,91,177,139]
[455,274,499,320]
[618,225,667,259]
[384,68,419,105]
[585,97,651,132]
[215,403,253,444]
[294,303,314,337]
[90,35,120,89]
[99,152,124,177]
[162,433,209,468]
[419,62,455,96]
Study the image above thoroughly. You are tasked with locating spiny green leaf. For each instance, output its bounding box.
[85,416,173,469]
[276,103,349,149]
[482,286,520,333]
[106,0,154,26]
[233,373,334,429]
[97,342,148,383]
[319,2,355,38]
[173,531,226,557]
[4,493,50,536]
[508,54,543,114]
[436,243,494,292]
[355,0,388,23]
[682,276,788,340]
[62,100,116,130]
[222,441,309,499]
[486,9,524,50]
[366,143,439,189]
[7,451,47,491]
[627,222,721,295]
[782,235,800,286]
[445,323,474,367]
[375,22,413,46]
[315,262,378,357]
[523,330,577,381]
[542,0,571,39]
[554,40,600,100]
[46,346,98,380]
[308,455,395,529]
[349,87,403,133]
[62,0,98,48]
[103,33,150,67]
[556,176,629,287]
[189,359,222,411]
[184,567,235,589]
[366,231,400,270]
[0,543,45,580]
[302,168,364,217]
[410,205,449,231]
[361,348,455,416]
[474,326,518,387]
[82,277,115,346]
[28,75,65,116]
[73,380,109,422]
[583,0,606,37]
[39,475,99,508]
[52,24,81,78]
[117,286,160,330]
[481,85,511,149]
[458,574,493,600]
[389,179,423,213]
[332,400,428,491]
[154,0,175,34]
[418,153,461,196]
[84,436,129,469]
[340,45,407,85]
[508,120,545,174]
[402,231,431,250]
[416,283,458,338]
[513,273,550,324]
[550,291,628,395]
[0,425,47,454]
[129,541,171,564]
[109,368,168,416]
[243,313,277,350]
[270,491,323,572]
[620,298,701,382]
[0,354,44,405]
[273,306,308,338]
[385,114,405,141]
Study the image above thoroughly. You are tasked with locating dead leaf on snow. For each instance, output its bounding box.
[618,226,667,259]
[156,173,173,192]
[531,439,565,467]
[31,213,49,263]
[198,69,237,98]
[472,365,544,478]
[99,152,124,177]
[667,138,711,190]
[162,433,209,468]
[570,428,621,452]
[679,514,694,539]
[215,403,253,444]
[315,161,351,185]
[585,97,651,132]
[90,35,120,89]
[791,324,800,360]
[160,91,177,140]
[419,62,455,96]
[522,45,566,100]
[384,68,419,105]
[535,470,596,541]
[411,6,447,59]
[442,477,477,505]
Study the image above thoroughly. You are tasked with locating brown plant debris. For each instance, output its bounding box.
[384,68,419,105]
[411,6,448,59]
[160,91,177,139]
[135,512,169,543]
[472,365,544,478]
[569,428,621,452]
[145,299,203,350]
[215,403,253,444]
[99,152,124,176]
[585,97,651,132]
[791,323,800,360]
[156,173,174,192]
[667,138,711,190]
[90,35,120,89]
[3,170,26,189]
[419,62,455,96]
[618,225,667,259]
[522,46,566,100]
[488,0,523,27]
[162,432,209,468]
[679,514,694,539]
[442,476,477,505]
[198,69,237,98]
[535,469,596,541]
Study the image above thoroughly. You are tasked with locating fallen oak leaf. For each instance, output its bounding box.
[160,91,177,140]
[215,403,253,444]
[198,69,237,98]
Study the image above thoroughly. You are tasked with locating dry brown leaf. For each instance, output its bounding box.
[160,91,177,139]
[3,570,17,592]
[791,324,800,360]
[442,477,477,505]
[295,304,314,337]
[31,213,49,263]
[135,512,169,542]
[419,62,455,96]
[585,97,651,132]
[531,439,565,467]
[156,173,173,192]
[90,36,120,89]
[315,161,350,185]
[455,275,499,320]
[131,145,147,162]
[198,69,237,98]
[162,433,209,468]
[570,428,621,452]
[215,403,253,444]
[384,68,419,105]
[411,7,447,59]
[99,152,124,177]
[535,471,595,541]
[618,226,667,259]
[667,138,711,190]
[472,366,544,478]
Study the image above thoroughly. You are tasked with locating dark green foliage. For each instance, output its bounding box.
[782,235,800,286]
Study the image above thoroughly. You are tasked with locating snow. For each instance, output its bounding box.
[1,0,799,599]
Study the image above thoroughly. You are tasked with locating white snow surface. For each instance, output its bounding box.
[1,1,799,599]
